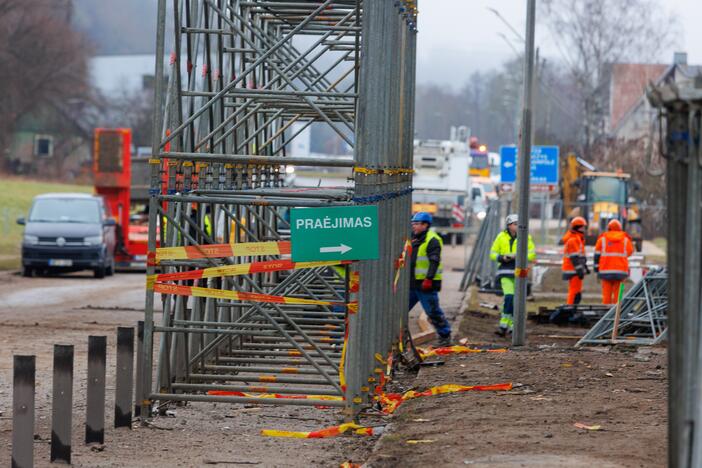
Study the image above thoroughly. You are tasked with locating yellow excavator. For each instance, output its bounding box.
[561,153,643,251]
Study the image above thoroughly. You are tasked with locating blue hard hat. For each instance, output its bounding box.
[411,212,433,224]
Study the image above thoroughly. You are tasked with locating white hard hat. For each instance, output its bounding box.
[506,214,518,225]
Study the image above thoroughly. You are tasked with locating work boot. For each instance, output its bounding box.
[494,327,507,337]
[436,335,452,347]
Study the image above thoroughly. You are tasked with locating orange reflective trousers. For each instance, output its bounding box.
[567,276,583,305]
[601,279,622,305]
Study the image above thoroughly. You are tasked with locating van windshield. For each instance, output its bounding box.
[29,198,101,224]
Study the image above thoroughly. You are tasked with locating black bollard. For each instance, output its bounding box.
[12,355,35,468]
[115,327,134,428]
[86,336,106,444]
[51,345,74,464]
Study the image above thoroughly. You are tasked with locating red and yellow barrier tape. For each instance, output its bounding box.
[262,422,381,439]
[261,382,512,437]
[150,282,358,312]
[154,240,291,263]
[340,462,361,468]
[150,259,350,282]
[377,382,513,414]
[207,390,343,402]
[353,166,415,176]
[417,345,508,359]
[393,239,412,293]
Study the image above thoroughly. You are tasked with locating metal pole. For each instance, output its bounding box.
[12,355,35,468]
[51,345,73,464]
[513,0,536,346]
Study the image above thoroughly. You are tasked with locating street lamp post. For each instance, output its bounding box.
[512,0,536,346]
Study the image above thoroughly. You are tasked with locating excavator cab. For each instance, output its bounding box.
[577,172,642,251]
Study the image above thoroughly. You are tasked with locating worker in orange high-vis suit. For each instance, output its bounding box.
[594,219,634,304]
[562,216,589,305]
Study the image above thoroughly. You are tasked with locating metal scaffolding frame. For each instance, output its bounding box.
[143,0,418,419]
[575,267,668,346]
[460,200,503,293]
[648,83,702,467]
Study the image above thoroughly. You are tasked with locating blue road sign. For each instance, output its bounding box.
[499,145,559,185]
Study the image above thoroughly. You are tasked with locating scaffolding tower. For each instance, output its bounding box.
[648,81,702,467]
[142,0,418,419]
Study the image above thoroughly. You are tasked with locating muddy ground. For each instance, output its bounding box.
[365,298,667,468]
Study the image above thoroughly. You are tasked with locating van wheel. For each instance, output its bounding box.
[22,266,33,278]
[94,265,106,279]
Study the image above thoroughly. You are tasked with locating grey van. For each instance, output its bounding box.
[17,193,117,278]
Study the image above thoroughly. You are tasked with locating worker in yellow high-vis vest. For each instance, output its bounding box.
[409,212,451,347]
[489,214,536,337]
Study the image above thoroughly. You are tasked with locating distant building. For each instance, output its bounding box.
[609,52,702,140]
[89,54,162,96]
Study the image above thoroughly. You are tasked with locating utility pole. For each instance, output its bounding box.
[512,0,536,346]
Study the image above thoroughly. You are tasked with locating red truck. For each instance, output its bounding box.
[93,128,153,269]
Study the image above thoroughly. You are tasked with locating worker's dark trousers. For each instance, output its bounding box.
[409,289,451,338]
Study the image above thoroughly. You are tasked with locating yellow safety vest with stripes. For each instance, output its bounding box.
[490,230,536,279]
[415,230,443,280]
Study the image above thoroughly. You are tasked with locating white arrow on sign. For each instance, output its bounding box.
[503,161,514,168]
[320,244,352,255]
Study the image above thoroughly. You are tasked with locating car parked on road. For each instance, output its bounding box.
[17,193,117,278]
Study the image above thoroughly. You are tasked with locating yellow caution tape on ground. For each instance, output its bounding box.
[377,382,513,414]
[207,390,343,402]
[261,422,381,439]
[417,345,508,359]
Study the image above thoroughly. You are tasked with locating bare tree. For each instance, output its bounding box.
[99,87,155,148]
[540,0,678,155]
[0,0,91,167]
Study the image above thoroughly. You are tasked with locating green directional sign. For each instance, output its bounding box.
[290,205,379,261]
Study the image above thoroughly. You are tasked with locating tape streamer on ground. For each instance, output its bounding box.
[207,390,343,402]
[261,383,512,438]
[417,345,508,359]
[261,422,383,439]
[377,382,513,414]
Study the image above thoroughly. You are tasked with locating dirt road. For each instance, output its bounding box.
[0,271,378,467]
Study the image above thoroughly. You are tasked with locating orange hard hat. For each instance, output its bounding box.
[570,216,587,230]
[607,219,622,231]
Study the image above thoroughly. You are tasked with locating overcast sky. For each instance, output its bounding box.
[416,0,702,88]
